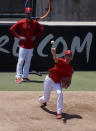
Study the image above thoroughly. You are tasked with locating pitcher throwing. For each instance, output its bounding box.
[38,48,74,119]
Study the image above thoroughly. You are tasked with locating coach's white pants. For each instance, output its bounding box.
[16,47,33,79]
[39,75,63,114]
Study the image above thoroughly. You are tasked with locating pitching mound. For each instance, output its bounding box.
[0,91,96,131]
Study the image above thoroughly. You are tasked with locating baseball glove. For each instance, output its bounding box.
[60,77,71,89]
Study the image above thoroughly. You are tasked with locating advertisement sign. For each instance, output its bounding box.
[0,23,96,71]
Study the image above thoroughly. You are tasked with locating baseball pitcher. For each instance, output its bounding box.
[39,48,74,119]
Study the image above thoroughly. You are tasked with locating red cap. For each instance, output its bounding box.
[65,50,72,56]
[25,7,32,13]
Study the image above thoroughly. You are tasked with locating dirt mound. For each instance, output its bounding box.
[0,91,96,131]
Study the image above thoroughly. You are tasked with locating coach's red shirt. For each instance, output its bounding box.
[10,18,44,49]
[49,58,73,83]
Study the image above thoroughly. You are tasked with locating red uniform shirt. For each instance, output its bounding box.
[10,18,44,49]
[49,58,73,83]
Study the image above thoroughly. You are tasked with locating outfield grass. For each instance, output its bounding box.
[0,72,96,91]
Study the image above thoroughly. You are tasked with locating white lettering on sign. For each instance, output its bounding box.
[0,32,93,63]
[37,34,54,57]
[12,37,20,57]
[51,37,68,57]
[71,32,92,62]
[0,35,9,53]
[37,32,93,62]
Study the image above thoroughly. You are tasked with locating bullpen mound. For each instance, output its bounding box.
[0,91,96,131]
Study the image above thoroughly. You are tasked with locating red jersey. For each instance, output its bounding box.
[10,18,44,49]
[49,58,73,83]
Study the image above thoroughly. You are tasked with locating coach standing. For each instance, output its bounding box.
[10,7,44,83]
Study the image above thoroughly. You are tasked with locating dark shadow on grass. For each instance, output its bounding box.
[41,106,82,123]
[22,80,43,83]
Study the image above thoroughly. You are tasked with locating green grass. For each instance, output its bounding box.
[67,71,96,91]
[0,72,96,91]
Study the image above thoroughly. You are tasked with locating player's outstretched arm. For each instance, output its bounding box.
[51,48,58,63]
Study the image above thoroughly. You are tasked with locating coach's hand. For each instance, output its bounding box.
[31,36,36,41]
[20,36,26,40]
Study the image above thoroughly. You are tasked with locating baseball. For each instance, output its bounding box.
[51,40,54,44]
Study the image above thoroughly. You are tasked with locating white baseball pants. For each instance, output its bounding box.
[16,47,33,79]
[39,75,63,114]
